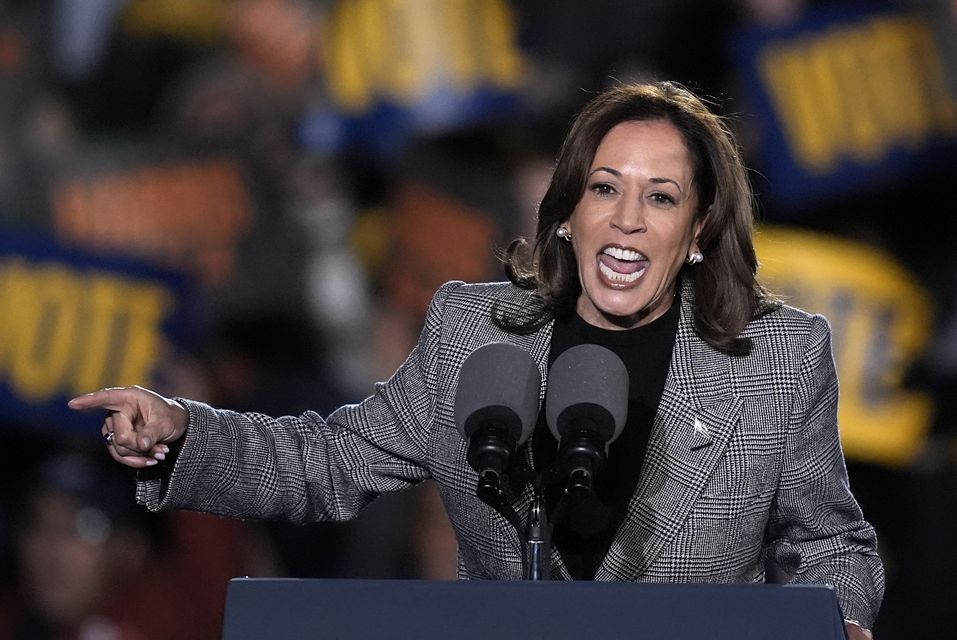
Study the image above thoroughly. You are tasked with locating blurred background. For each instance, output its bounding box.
[1,0,955,637]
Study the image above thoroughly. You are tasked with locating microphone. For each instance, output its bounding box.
[545,344,628,494]
[454,342,541,504]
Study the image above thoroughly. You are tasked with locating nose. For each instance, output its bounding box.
[609,197,646,234]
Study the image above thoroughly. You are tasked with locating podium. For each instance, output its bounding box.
[221,578,848,639]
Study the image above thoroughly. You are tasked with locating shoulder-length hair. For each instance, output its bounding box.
[496,81,776,355]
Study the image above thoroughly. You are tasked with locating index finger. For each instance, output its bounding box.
[68,387,141,412]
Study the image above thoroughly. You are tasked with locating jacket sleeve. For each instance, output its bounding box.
[135,281,463,523]
[766,314,885,628]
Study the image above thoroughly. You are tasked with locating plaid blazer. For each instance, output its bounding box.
[138,279,884,627]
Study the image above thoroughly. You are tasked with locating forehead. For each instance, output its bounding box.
[592,119,693,178]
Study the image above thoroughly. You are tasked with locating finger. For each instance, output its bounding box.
[112,406,166,452]
[101,414,115,447]
[111,432,170,461]
[149,443,171,462]
[68,387,142,412]
[110,439,142,458]
[108,410,141,451]
[105,443,158,468]
[101,412,160,468]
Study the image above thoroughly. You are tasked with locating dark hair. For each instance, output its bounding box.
[496,81,776,355]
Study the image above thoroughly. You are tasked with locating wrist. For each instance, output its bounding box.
[168,398,190,441]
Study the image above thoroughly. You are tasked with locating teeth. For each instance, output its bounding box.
[603,247,644,261]
[599,262,646,283]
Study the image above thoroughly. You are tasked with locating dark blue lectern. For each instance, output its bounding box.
[221,578,847,639]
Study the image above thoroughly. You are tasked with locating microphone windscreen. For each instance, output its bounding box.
[545,344,628,443]
[454,342,541,444]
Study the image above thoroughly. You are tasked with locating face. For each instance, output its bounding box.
[18,493,111,623]
[566,119,704,330]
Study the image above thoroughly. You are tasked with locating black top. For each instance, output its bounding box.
[533,297,680,579]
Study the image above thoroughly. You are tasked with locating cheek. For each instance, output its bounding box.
[566,210,587,243]
[652,219,697,252]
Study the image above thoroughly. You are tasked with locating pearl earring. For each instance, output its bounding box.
[556,226,572,241]
[687,251,704,265]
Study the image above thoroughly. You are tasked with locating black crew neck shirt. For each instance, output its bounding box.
[533,297,680,579]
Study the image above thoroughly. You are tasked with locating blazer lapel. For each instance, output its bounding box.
[595,286,742,581]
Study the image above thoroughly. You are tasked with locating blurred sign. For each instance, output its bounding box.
[52,157,253,288]
[735,4,957,208]
[755,225,934,467]
[307,0,524,156]
[122,0,229,42]
[0,233,190,434]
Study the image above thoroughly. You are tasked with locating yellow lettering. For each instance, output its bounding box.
[0,260,28,372]
[761,43,832,172]
[114,282,172,386]
[868,17,928,147]
[0,259,176,403]
[911,20,957,133]
[325,0,523,113]
[326,1,372,113]
[388,0,436,104]
[755,225,934,467]
[72,277,124,394]
[480,0,523,88]
[445,0,478,90]
[9,265,81,402]
[356,0,391,104]
[759,13,957,173]
[828,28,884,163]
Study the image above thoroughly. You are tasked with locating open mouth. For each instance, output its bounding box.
[597,246,648,284]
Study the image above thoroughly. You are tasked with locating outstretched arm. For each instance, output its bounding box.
[68,281,463,524]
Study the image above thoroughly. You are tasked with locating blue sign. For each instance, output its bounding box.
[303,0,525,158]
[0,232,193,437]
[733,2,957,210]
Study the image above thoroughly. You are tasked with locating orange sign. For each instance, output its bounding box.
[53,158,253,287]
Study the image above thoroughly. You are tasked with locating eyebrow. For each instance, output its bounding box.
[650,176,684,194]
[589,167,685,194]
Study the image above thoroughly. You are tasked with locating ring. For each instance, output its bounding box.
[105,432,115,445]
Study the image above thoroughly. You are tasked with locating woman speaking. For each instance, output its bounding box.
[70,81,883,638]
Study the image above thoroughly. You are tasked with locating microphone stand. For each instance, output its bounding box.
[523,484,551,580]
[473,462,553,581]
[523,461,590,581]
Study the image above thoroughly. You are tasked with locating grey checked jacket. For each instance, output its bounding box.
[138,279,884,627]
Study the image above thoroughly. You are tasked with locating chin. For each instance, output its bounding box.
[600,305,651,325]
[599,286,654,313]
[588,295,654,326]
[583,279,676,328]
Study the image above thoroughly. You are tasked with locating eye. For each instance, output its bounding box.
[649,192,677,206]
[589,182,617,197]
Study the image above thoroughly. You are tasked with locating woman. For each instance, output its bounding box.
[70,82,883,637]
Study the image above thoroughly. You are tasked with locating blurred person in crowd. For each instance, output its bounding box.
[0,449,166,640]
[0,435,278,640]
[70,81,882,638]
